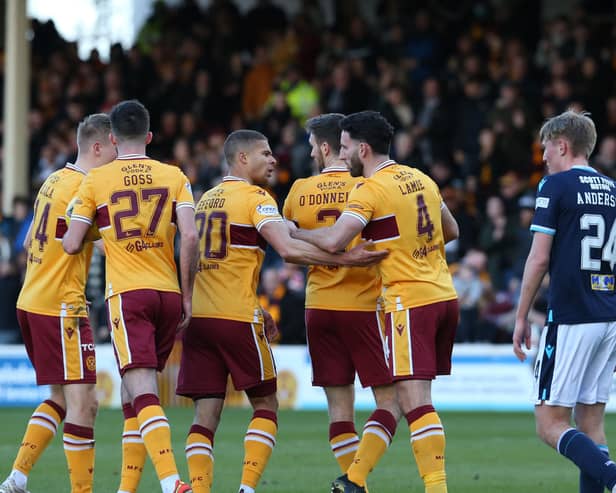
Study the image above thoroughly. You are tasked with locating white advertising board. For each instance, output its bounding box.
[1,343,613,412]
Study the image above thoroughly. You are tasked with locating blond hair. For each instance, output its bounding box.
[539,109,597,158]
[77,113,111,150]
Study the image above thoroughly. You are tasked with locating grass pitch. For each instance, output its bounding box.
[0,407,598,492]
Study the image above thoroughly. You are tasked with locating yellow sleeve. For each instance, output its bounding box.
[71,173,97,225]
[175,170,195,209]
[282,181,297,219]
[250,188,283,230]
[342,181,376,226]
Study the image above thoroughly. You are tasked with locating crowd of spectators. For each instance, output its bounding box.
[1,0,616,344]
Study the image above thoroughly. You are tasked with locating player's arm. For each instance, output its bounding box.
[261,220,385,266]
[176,206,199,331]
[290,214,364,253]
[63,175,97,255]
[93,239,105,255]
[512,231,552,361]
[441,203,459,244]
[63,220,90,254]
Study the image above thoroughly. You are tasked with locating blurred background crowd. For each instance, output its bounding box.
[1,0,615,345]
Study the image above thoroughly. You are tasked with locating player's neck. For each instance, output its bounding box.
[364,154,393,177]
[224,167,252,184]
[560,155,590,172]
[322,156,344,170]
[73,159,92,173]
[116,144,147,158]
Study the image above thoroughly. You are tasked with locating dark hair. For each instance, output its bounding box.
[109,99,150,142]
[305,113,345,153]
[339,111,394,155]
[223,129,268,165]
[76,113,111,149]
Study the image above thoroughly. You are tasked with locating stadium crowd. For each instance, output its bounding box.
[1,0,615,344]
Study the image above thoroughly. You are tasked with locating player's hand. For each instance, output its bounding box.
[285,219,298,237]
[512,318,531,362]
[178,296,192,331]
[342,240,389,266]
[262,308,279,342]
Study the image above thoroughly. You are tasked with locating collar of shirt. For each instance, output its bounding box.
[117,154,148,160]
[374,159,396,172]
[65,162,87,175]
[222,175,250,183]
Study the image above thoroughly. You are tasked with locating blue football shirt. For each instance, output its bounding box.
[531,165,616,324]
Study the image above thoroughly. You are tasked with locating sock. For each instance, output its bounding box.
[347,409,397,487]
[63,423,95,493]
[329,421,359,472]
[408,405,447,493]
[558,428,616,490]
[186,424,215,493]
[240,410,278,489]
[118,403,146,493]
[133,393,179,484]
[6,471,27,490]
[12,400,65,481]
[160,475,181,493]
[580,444,609,493]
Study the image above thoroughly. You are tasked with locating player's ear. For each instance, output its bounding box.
[145,131,153,145]
[321,141,329,157]
[92,141,102,156]
[359,142,368,158]
[109,132,117,146]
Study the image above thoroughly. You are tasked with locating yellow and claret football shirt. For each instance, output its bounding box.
[283,165,380,311]
[192,176,284,323]
[17,163,93,317]
[71,155,194,298]
[343,160,457,313]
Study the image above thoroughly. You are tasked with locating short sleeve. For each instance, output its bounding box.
[251,188,284,231]
[175,171,195,210]
[341,180,376,226]
[531,176,561,236]
[70,173,97,226]
[282,181,297,220]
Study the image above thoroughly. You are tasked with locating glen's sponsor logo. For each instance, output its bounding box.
[317,180,347,191]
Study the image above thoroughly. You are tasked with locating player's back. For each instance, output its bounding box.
[348,163,457,312]
[283,166,380,311]
[193,177,281,323]
[18,164,93,317]
[76,156,194,298]
[532,166,616,323]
